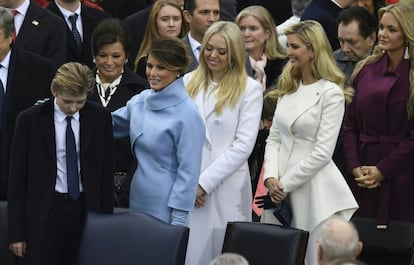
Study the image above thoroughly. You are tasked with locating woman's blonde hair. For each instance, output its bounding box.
[134,0,188,71]
[350,4,414,119]
[186,21,248,115]
[235,5,286,60]
[269,20,353,103]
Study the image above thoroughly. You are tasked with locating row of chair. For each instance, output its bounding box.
[1,202,414,265]
[77,212,414,265]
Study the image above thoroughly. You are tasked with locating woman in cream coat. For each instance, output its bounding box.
[183,21,263,265]
[261,21,358,265]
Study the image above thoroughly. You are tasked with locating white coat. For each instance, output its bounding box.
[261,79,358,231]
[183,74,263,265]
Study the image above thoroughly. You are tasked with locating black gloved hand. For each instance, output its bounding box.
[254,194,277,209]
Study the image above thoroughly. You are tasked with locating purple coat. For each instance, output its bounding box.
[343,54,414,224]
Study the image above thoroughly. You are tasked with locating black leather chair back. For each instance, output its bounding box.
[222,222,309,265]
[77,211,189,265]
[352,217,414,265]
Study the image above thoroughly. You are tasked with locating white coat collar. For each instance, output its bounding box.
[282,79,333,130]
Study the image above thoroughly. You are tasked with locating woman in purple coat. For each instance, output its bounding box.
[343,4,414,226]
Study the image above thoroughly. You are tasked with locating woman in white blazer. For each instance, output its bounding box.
[261,21,358,265]
[183,21,263,265]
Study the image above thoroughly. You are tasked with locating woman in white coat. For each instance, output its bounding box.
[183,21,263,265]
[261,20,358,265]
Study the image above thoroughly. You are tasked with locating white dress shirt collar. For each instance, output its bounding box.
[54,98,80,122]
[188,32,202,62]
[13,0,30,16]
[0,50,12,92]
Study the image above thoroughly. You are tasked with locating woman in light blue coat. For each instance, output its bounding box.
[112,37,205,226]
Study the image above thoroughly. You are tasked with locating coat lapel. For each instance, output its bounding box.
[16,3,42,45]
[193,90,213,145]
[284,80,326,131]
[183,34,199,72]
[79,102,95,155]
[38,100,56,160]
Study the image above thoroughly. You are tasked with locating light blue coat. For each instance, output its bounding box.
[112,78,205,224]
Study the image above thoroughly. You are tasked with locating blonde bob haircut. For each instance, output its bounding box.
[134,0,188,71]
[51,62,94,96]
[269,20,353,103]
[186,21,248,115]
[350,4,414,119]
[235,5,286,60]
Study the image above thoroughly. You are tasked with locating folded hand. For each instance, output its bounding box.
[264,177,287,204]
[9,241,26,257]
[353,166,383,189]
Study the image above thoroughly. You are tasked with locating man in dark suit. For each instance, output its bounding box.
[0,0,68,68]
[47,0,111,68]
[101,0,151,19]
[7,62,114,265]
[0,7,55,201]
[182,0,220,73]
[301,0,354,50]
[237,0,292,25]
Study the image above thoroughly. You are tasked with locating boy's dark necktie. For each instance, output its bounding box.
[66,116,80,200]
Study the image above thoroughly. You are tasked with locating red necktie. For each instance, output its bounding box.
[12,9,18,41]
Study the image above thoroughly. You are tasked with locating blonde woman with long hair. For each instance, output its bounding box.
[184,21,263,265]
[261,20,358,265]
[343,4,414,227]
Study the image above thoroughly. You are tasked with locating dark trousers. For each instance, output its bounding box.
[41,192,85,265]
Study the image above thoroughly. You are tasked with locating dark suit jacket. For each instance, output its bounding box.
[301,0,342,50]
[124,6,152,70]
[182,33,200,73]
[182,33,255,78]
[47,1,111,68]
[7,99,114,265]
[219,0,237,21]
[264,58,287,89]
[100,0,151,19]
[14,1,67,67]
[0,47,55,200]
[237,0,292,25]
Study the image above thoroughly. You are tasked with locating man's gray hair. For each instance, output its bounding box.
[209,253,249,265]
[0,7,15,38]
[318,217,360,262]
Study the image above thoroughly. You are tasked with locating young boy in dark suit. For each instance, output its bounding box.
[7,62,114,265]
